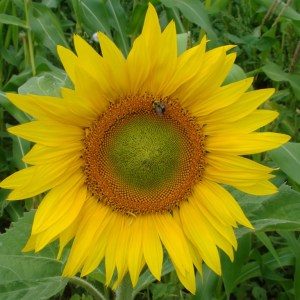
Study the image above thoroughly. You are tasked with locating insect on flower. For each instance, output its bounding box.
[153,100,166,116]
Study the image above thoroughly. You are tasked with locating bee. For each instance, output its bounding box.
[153,100,166,116]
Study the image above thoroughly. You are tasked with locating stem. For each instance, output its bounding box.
[69,277,107,300]
[24,0,36,76]
[115,275,133,300]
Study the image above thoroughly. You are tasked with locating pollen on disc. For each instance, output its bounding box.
[83,94,206,215]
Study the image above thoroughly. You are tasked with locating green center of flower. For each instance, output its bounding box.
[107,115,182,190]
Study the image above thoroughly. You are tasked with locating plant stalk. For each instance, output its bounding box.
[24,0,36,76]
[69,277,107,300]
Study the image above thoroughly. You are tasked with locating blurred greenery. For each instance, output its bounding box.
[0,0,299,299]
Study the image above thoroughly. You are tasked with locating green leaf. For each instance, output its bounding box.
[126,2,147,37]
[235,184,300,235]
[0,276,66,300]
[133,257,173,297]
[0,211,67,299]
[11,136,30,170]
[262,62,300,100]
[75,0,111,37]
[255,232,282,268]
[193,265,219,300]
[0,13,27,28]
[269,143,300,184]
[235,247,294,284]
[29,3,69,55]
[161,0,218,41]
[221,234,251,296]
[224,64,247,85]
[256,0,300,21]
[165,7,186,33]
[177,32,189,55]
[278,231,300,300]
[18,71,71,97]
[106,0,129,56]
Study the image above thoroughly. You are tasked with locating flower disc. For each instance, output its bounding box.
[83,95,206,214]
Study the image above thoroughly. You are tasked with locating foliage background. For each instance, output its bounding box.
[0,0,300,299]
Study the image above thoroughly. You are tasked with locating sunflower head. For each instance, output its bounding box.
[0,3,290,294]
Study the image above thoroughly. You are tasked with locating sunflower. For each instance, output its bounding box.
[1,4,289,293]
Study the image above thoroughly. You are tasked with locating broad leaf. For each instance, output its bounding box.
[73,0,111,37]
[221,234,251,296]
[235,184,300,236]
[269,142,300,184]
[262,62,300,100]
[0,211,67,300]
[177,32,189,55]
[18,71,71,97]
[0,13,27,28]
[106,0,130,56]
[29,3,69,55]
[161,0,218,41]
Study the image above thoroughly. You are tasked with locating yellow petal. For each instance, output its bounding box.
[206,132,290,155]
[104,214,124,285]
[57,45,77,83]
[204,110,279,135]
[114,217,130,284]
[205,153,276,190]
[164,36,207,96]
[127,217,144,286]
[22,234,37,252]
[73,35,113,99]
[63,200,110,276]
[60,88,98,121]
[74,66,109,114]
[178,48,227,106]
[80,210,113,277]
[193,181,237,227]
[206,153,273,173]
[201,180,253,228]
[179,201,221,274]
[97,32,128,95]
[23,143,82,165]
[173,209,203,274]
[57,215,81,259]
[126,3,162,95]
[191,199,237,252]
[205,165,274,186]
[142,215,163,280]
[153,213,195,292]
[203,88,275,123]
[6,93,90,127]
[5,158,82,200]
[190,77,253,116]
[141,3,161,47]
[235,180,278,195]
[126,34,151,94]
[8,121,83,147]
[32,172,86,234]
[146,21,177,95]
[0,167,35,189]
